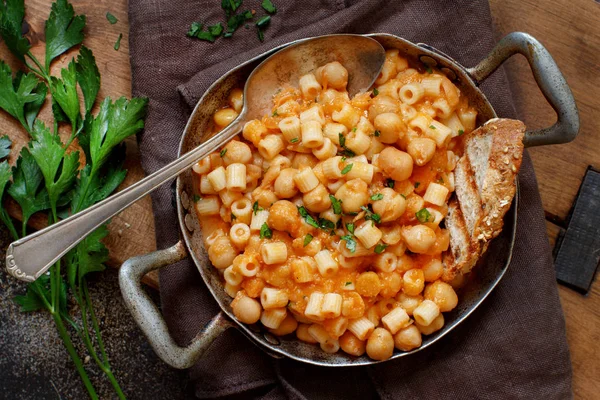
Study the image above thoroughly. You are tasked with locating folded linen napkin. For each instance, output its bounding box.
[128,1,573,398]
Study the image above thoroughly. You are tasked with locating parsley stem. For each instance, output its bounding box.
[84,281,109,364]
[26,51,50,81]
[52,312,100,400]
[0,210,19,240]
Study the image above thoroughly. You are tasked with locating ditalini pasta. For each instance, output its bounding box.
[192,49,478,361]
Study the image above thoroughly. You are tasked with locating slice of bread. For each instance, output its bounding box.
[442,118,525,281]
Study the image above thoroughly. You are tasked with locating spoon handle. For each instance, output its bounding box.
[6,122,242,282]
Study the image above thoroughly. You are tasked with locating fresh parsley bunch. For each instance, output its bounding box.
[0,1,148,398]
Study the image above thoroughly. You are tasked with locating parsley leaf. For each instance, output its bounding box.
[341,163,353,175]
[458,129,464,136]
[262,0,277,14]
[67,225,109,287]
[303,233,313,247]
[114,33,122,50]
[220,148,227,157]
[290,137,299,143]
[0,160,18,239]
[338,132,355,157]
[0,0,30,61]
[221,0,242,17]
[298,205,319,228]
[208,22,224,37]
[372,88,379,97]
[0,62,46,130]
[345,281,353,286]
[426,66,433,74]
[193,194,201,202]
[429,125,436,129]
[260,222,272,239]
[253,201,261,215]
[374,130,380,137]
[329,195,342,215]
[385,178,395,189]
[230,212,236,220]
[374,243,388,254]
[341,234,356,253]
[339,133,346,148]
[76,46,100,116]
[415,208,432,223]
[346,222,355,234]
[13,274,51,312]
[106,12,118,24]
[50,60,80,128]
[256,15,270,42]
[0,135,11,159]
[29,121,80,211]
[226,10,253,34]
[45,0,86,70]
[370,193,383,201]
[361,205,381,224]
[318,218,335,231]
[7,147,51,227]
[187,22,203,37]
[414,182,420,188]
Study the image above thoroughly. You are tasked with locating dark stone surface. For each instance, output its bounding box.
[0,227,193,400]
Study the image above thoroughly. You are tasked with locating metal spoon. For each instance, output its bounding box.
[6,34,386,282]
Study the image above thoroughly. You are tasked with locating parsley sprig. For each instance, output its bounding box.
[0,1,148,398]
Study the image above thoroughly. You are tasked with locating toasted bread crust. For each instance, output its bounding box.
[442,118,525,281]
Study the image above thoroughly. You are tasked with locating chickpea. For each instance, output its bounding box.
[274,168,299,199]
[366,328,394,361]
[269,314,298,336]
[339,331,366,356]
[335,178,369,213]
[378,147,414,181]
[403,269,425,296]
[422,258,443,282]
[222,140,252,165]
[303,184,331,213]
[315,61,348,90]
[407,138,436,166]
[213,108,239,128]
[372,188,406,223]
[402,225,437,254]
[228,88,244,113]
[342,292,366,319]
[396,293,423,316]
[208,236,238,269]
[374,113,406,144]
[356,271,382,297]
[232,295,262,324]
[424,281,458,312]
[394,325,422,351]
[368,95,400,120]
[268,200,301,234]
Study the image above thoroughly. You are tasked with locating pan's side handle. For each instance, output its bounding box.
[119,241,233,369]
[467,32,579,147]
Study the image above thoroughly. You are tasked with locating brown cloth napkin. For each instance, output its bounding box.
[128,1,573,398]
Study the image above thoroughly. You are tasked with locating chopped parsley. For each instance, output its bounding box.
[416,208,433,223]
[329,195,343,215]
[318,218,335,231]
[385,178,395,189]
[220,148,227,157]
[345,222,355,234]
[345,281,353,286]
[260,222,272,239]
[458,129,464,136]
[361,205,381,224]
[298,206,319,228]
[272,110,279,117]
[256,15,271,42]
[414,182,420,189]
[352,127,357,132]
[374,243,388,254]
[338,132,346,148]
[290,137,299,143]
[426,66,433,74]
[187,22,224,42]
[303,233,313,247]
[341,234,357,253]
[106,12,118,24]
[341,163,353,175]
[193,194,202,202]
[338,133,355,158]
[437,177,444,184]
[429,125,436,129]
[374,130,381,137]
[252,201,262,215]
[261,0,277,14]
[231,213,236,220]
[400,193,407,199]
[370,193,383,201]
[113,33,122,51]
[372,88,379,97]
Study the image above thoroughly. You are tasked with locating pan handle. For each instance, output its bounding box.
[467,32,579,147]
[119,241,234,369]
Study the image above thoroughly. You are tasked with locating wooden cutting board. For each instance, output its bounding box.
[0,1,158,287]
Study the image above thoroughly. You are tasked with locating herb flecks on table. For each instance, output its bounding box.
[187,0,277,43]
[0,1,148,399]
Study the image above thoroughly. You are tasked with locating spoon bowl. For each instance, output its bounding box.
[5,34,386,282]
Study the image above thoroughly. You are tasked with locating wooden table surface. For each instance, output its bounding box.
[1,0,598,398]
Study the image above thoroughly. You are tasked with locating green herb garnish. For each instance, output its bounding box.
[414,182,420,188]
[370,193,383,201]
[329,195,343,215]
[290,137,299,143]
[253,201,262,215]
[298,205,319,228]
[256,15,271,42]
[318,218,335,231]
[346,222,355,234]
[352,127,357,132]
[385,178,395,189]
[341,163,353,175]
[106,12,118,24]
[458,129,464,136]
[262,0,277,14]
[113,33,122,50]
[361,205,381,224]
[231,213,236,220]
[193,194,202,202]
[345,281,353,286]
[272,110,279,117]
[338,132,355,158]
[341,234,357,253]
[426,66,433,74]
[303,233,313,247]
[260,222,273,239]
[374,243,388,254]
[220,148,227,157]
[400,193,407,199]
[416,208,433,223]
[374,130,380,137]
[429,125,436,129]
[372,88,379,97]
